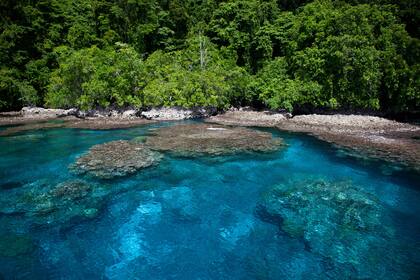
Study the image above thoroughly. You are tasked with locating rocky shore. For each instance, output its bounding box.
[207,110,420,169]
[0,106,214,125]
[1,107,419,169]
[0,107,217,135]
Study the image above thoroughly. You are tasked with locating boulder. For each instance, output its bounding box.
[121,109,138,119]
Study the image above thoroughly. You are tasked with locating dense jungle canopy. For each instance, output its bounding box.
[1,0,419,114]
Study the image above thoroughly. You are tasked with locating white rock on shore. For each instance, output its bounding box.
[20,107,141,120]
[140,107,214,120]
[21,107,78,118]
[18,107,216,121]
[122,110,138,119]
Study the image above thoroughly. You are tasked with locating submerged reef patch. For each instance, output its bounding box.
[70,140,162,179]
[0,179,106,226]
[257,179,418,279]
[144,123,283,157]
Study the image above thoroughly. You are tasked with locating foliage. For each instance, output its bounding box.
[251,58,323,111]
[141,36,248,109]
[0,0,419,114]
[241,1,419,112]
[46,44,143,110]
[46,37,247,109]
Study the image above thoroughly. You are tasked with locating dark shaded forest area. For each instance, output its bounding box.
[1,0,419,115]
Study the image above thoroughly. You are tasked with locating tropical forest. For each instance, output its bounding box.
[0,1,419,279]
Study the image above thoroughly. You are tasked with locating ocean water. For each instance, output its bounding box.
[0,121,419,279]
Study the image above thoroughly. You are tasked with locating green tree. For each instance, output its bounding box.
[46,43,144,110]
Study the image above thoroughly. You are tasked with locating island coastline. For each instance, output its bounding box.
[1,107,419,170]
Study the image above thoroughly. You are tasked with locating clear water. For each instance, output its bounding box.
[0,121,419,279]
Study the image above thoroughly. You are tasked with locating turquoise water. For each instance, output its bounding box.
[0,121,419,279]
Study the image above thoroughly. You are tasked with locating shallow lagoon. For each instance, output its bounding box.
[0,121,419,279]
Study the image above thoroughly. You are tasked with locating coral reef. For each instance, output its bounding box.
[0,180,105,226]
[258,179,417,279]
[70,140,162,179]
[145,123,283,156]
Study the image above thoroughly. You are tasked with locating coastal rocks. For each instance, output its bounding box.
[70,140,162,179]
[0,180,105,226]
[0,118,154,136]
[21,107,77,118]
[288,114,415,131]
[78,108,139,119]
[141,107,216,120]
[144,123,283,157]
[206,109,287,127]
[122,109,138,119]
[258,179,412,279]
[205,111,420,168]
[21,107,141,120]
[276,114,420,169]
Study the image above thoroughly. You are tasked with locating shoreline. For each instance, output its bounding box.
[206,110,420,170]
[1,107,419,170]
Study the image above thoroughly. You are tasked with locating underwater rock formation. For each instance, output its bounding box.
[145,123,283,157]
[258,179,416,279]
[0,180,105,226]
[70,140,162,179]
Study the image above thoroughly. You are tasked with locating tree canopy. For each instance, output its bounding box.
[1,0,419,114]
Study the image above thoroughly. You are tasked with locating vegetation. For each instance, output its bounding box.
[1,0,419,113]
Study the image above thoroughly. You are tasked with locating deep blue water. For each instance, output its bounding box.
[0,121,419,279]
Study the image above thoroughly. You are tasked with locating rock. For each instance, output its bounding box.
[275,114,420,169]
[66,108,79,116]
[0,234,34,257]
[288,114,413,130]
[21,107,77,118]
[75,110,88,118]
[206,109,287,127]
[75,109,138,119]
[109,110,120,118]
[141,107,194,120]
[140,107,215,120]
[284,112,293,119]
[70,140,162,179]
[122,109,138,119]
[258,179,415,279]
[144,123,283,157]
